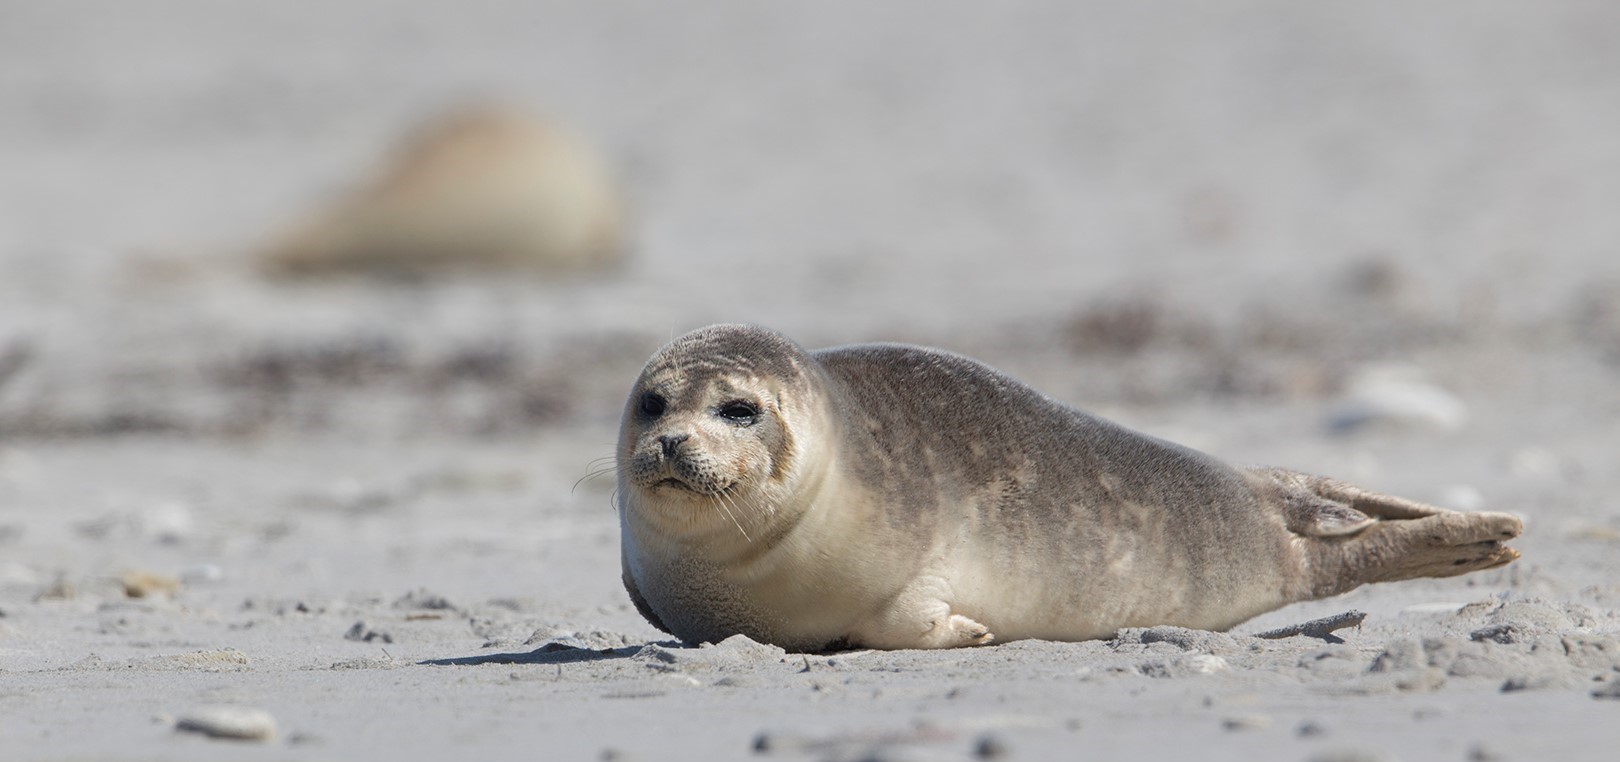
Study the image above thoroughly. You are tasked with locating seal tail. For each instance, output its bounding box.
[1249,467,1523,599]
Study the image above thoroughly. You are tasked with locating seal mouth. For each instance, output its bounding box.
[652,476,738,497]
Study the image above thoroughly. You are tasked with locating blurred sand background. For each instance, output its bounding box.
[2,2,1620,760]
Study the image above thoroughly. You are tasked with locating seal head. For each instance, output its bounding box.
[618,324,828,543]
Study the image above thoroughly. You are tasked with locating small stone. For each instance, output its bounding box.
[1183,654,1230,674]
[139,501,195,544]
[1412,706,1444,721]
[120,570,180,599]
[174,706,278,741]
[1327,365,1467,433]
[1556,636,1620,670]
[34,577,76,601]
[1470,624,1527,644]
[1298,646,1367,677]
[973,731,1011,758]
[181,564,225,584]
[1500,675,1558,693]
[1468,742,1506,761]
[752,731,810,753]
[1138,653,1232,678]
[1297,720,1328,737]
[1591,680,1620,700]
[344,621,394,643]
[1222,714,1272,731]
[392,589,455,611]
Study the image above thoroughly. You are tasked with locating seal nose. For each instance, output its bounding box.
[658,433,689,459]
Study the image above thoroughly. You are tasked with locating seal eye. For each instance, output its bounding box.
[639,393,667,418]
[717,401,760,424]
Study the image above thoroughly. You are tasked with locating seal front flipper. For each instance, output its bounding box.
[1252,467,1523,598]
[850,575,995,649]
[621,553,671,635]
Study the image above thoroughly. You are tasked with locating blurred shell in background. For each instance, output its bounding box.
[259,104,626,278]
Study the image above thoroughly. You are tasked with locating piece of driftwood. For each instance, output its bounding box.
[1253,610,1367,644]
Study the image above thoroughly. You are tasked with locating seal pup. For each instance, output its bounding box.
[260,103,624,278]
[617,324,1522,652]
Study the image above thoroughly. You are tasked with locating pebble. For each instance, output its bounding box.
[1138,655,1231,679]
[174,705,278,741]
[344,620,394,643]
[1591,680,1620,700]
[1221,714,1272,731]
[1467,742,1506,761]
[1326,365,1467,433]
[34,577,77,601]
[181,564,225,584]
[753,731,806,753]
[120,570,180,599]
[139,501,196,544]
[392,588,455,611]
[1297,720,1328,737]
[1183,654,1231,674]
[973,731,1011,759]
[1499,675,1549,692]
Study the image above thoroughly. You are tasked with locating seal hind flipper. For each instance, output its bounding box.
[1281,492,1377,538]
[1252,467,1524,597]
[1260,468,1447,520]
[1330,510,1522,588]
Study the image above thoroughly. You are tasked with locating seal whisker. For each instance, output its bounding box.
[715,490,753,543]
[571,462,619,493]
[732,485,771,525]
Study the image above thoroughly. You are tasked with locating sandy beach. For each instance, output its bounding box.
[3,3,1620,760]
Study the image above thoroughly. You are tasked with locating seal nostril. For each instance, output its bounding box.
[658,434,689,458]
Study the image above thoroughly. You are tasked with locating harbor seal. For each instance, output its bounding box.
[260,103,624,278]
[616,324,1522,652]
